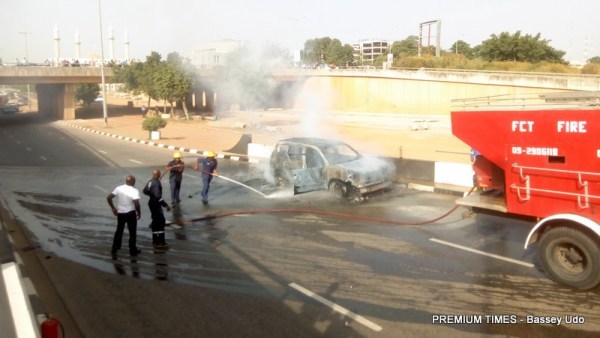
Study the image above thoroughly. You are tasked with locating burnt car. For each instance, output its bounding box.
[270,138,393,199]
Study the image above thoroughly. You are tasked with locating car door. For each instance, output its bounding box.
[291,145,326,193]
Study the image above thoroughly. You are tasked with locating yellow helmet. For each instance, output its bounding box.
[205,151,216,157]
[173,151,182,159]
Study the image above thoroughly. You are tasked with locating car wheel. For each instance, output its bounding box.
[329,180,348,199]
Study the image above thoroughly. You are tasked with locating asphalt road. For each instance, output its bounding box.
[0,113,599,338]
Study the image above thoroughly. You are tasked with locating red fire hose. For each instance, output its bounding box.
[170,187,475,227]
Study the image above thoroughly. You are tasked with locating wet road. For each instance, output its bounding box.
[0,114,598,338]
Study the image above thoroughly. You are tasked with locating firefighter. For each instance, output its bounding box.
[107,175,141,259]
[165,151,185,205]
[143,169,171,249]
[193,151,218,205]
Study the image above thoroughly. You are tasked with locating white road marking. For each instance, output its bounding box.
[40,156,47,161]
[94,185,109,193]
[26,147,32,152]
[98,150,107,154]
[429,238,534,268]
[2,262,38,338]
[129,159,143,164]
[289,282,383,332]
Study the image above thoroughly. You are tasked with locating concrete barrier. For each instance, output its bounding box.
[434,162,474,187]
[248,143,274,160]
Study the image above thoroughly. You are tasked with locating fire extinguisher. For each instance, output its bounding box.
[40,314,64,338]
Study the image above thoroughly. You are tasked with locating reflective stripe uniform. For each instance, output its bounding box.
[145,177,168,245]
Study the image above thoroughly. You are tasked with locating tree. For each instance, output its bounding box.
[152,56,193,118]
[301,37,354,66]
[390,36,419,60]
[478,31,566,63]
[449,40,475,59]
[588,56,600,64]
[75,84,100,107]
[113,51,164,106]
[114,51,197,119]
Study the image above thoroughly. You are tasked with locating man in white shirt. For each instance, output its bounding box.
[107,175,142,259]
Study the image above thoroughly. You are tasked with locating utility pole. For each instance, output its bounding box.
[18,32,31,64]
[98,0,108,127]
[18,32,32,108]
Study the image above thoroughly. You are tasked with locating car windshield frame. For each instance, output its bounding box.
[318,142,361,165]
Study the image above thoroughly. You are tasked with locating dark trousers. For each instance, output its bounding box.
[201,175,212,202]
[149,201,166,245]
[170,177,182,203]
[112,210,138,254]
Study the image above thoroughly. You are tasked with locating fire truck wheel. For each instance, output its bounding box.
[539,227,600,290]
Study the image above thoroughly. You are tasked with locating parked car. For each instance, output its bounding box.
[270,138,394,200]
[1,103,19,114]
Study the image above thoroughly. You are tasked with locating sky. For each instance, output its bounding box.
[2,0,599,65]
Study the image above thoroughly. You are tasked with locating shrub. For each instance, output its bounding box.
[142,116,167,131]
[581,63,600,75]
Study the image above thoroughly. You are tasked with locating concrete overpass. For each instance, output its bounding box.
[1,66,600,119]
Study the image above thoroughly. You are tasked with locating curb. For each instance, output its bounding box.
[57,121,259,163]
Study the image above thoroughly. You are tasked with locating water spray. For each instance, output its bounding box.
[212,173,267,198]
[187,170,268,198]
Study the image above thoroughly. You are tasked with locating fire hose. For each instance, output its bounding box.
[167,179,475,227]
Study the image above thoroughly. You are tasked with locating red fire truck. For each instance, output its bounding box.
[451,92,600,290]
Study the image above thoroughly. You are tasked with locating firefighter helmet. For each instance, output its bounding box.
[205,151,216,157]
[173,151,182,159]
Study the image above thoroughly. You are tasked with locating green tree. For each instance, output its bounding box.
[113,51,164,108]
[391,36,419,59]
[75,83,100,107]
[478,31,566,63]
[301,37,354,66]
[164,52,197,119]
[449,40,475,59]
[114,51,198,119]
[587,56,600,64]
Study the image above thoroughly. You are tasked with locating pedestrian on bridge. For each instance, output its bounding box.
[107,175,141,259]
[143,169,171,249]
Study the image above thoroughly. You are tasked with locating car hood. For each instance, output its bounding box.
[337,157,392,177]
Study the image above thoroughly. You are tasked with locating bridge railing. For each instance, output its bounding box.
[275,67,600,91]
[3,65,600,91]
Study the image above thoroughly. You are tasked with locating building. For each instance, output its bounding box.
[186,40,242,68]
[353,39,391,64]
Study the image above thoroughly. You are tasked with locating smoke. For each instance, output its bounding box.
[212,42,291,112]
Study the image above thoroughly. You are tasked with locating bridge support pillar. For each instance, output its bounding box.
[36,84,76,120]
[63,84,76,120]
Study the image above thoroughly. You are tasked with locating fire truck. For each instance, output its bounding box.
[451,91,600,290]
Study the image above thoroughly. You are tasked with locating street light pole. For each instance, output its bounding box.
[18,32,30,64]
[98,0,108,127]
[18,32,32,108]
